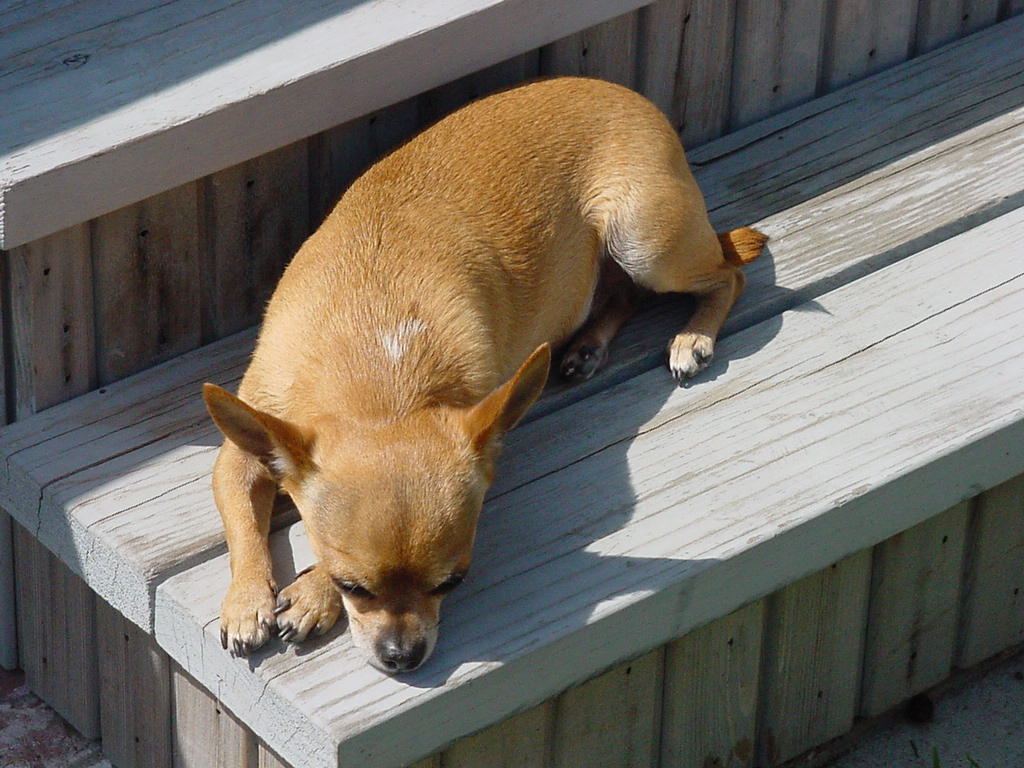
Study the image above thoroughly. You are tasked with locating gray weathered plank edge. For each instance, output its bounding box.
[0,0,654,248]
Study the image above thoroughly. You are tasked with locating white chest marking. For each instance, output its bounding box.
[380,318,427,362]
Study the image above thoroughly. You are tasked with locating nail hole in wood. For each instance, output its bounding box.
[683,12,691,24]
[64,374,71,383]
[61,53,90,69]
[246,179,255,188]
[625,666,632,675]
[63,323,70,333]
[817,690,823,699]
[139,229,149,238]
[581,45,589,57]
[868,48,876,58]
[99,388,108,394]
[42,267,51,276]
[942,535,949,543]
[772,84,780,93]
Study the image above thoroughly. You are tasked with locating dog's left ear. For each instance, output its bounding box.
[463,344,551,453]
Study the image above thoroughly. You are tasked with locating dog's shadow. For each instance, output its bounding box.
[248,246,811,684]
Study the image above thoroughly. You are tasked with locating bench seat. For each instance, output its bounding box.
[0,0,650,249]
[1,17,1023,768]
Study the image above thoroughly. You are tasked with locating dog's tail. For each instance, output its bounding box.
[718,226,768,266]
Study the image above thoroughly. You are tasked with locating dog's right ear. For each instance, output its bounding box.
[202,383,312,480]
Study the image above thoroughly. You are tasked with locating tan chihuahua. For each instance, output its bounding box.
[203,77,765,673]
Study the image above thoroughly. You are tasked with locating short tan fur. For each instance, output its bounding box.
[203,77,765,672]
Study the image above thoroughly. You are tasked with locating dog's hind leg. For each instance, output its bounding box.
[560,260,644,381]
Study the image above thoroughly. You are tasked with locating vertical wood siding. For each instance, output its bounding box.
[660,600,764,768]
[859,503,970,716]
[957,475,1024,667]
[96,598,173,768]
[91,183,202,385]
[756,551,872,765]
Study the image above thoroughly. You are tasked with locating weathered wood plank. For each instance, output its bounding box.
[671,0,736,146]
[92,182,201,384]
[4,222,97,701]
[12,525,100,738]
[7,224,95,417]
[860,503,969,716]
[957,475,1024,667]
[660,600,764,768]
[417,52,540,128]
[96,597,172,768]
[259,743,293,768]
[757,551,872,765]
[821,0,917,91]
[308,100,421,228]
[0,0,655,249]
[540,11,640,87]
[156,210,1024,768]
[550,650,663,768]
[729,0,828,128]
[172,664,257,768]
[0,511,14,669]
[915,0,965,52]
[199,141,310,343]
[0,250,14,670]
[440,702,554,768]
[914,0,1000,53]
[962,0,1002,32]
[636,0,685,117]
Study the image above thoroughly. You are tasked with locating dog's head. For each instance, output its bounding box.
[203,344,550,672]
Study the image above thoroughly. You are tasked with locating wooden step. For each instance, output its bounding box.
[2,19,1023,633]
[156,207,1024,768]
[0,0,649,249]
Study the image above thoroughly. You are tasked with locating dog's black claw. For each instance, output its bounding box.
[273,596,292,615]
[220,628,228,650]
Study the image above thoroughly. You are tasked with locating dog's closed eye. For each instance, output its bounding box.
[429,572,466,596]
[335,579,375,599]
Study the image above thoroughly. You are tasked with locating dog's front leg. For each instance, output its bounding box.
[212,441,279,656]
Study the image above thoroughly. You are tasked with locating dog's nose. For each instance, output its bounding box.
[376,637,427,672]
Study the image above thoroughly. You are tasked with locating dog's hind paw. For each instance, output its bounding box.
[219,576,278,657]
[560,342,608,381]
[275,565,344,644]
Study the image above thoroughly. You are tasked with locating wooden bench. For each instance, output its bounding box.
[2,14,1024,768]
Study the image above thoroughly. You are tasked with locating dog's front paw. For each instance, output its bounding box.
[560,341,608,381]
[274,566,344,644]
[668,332,714,385]
[220,576,277,657]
